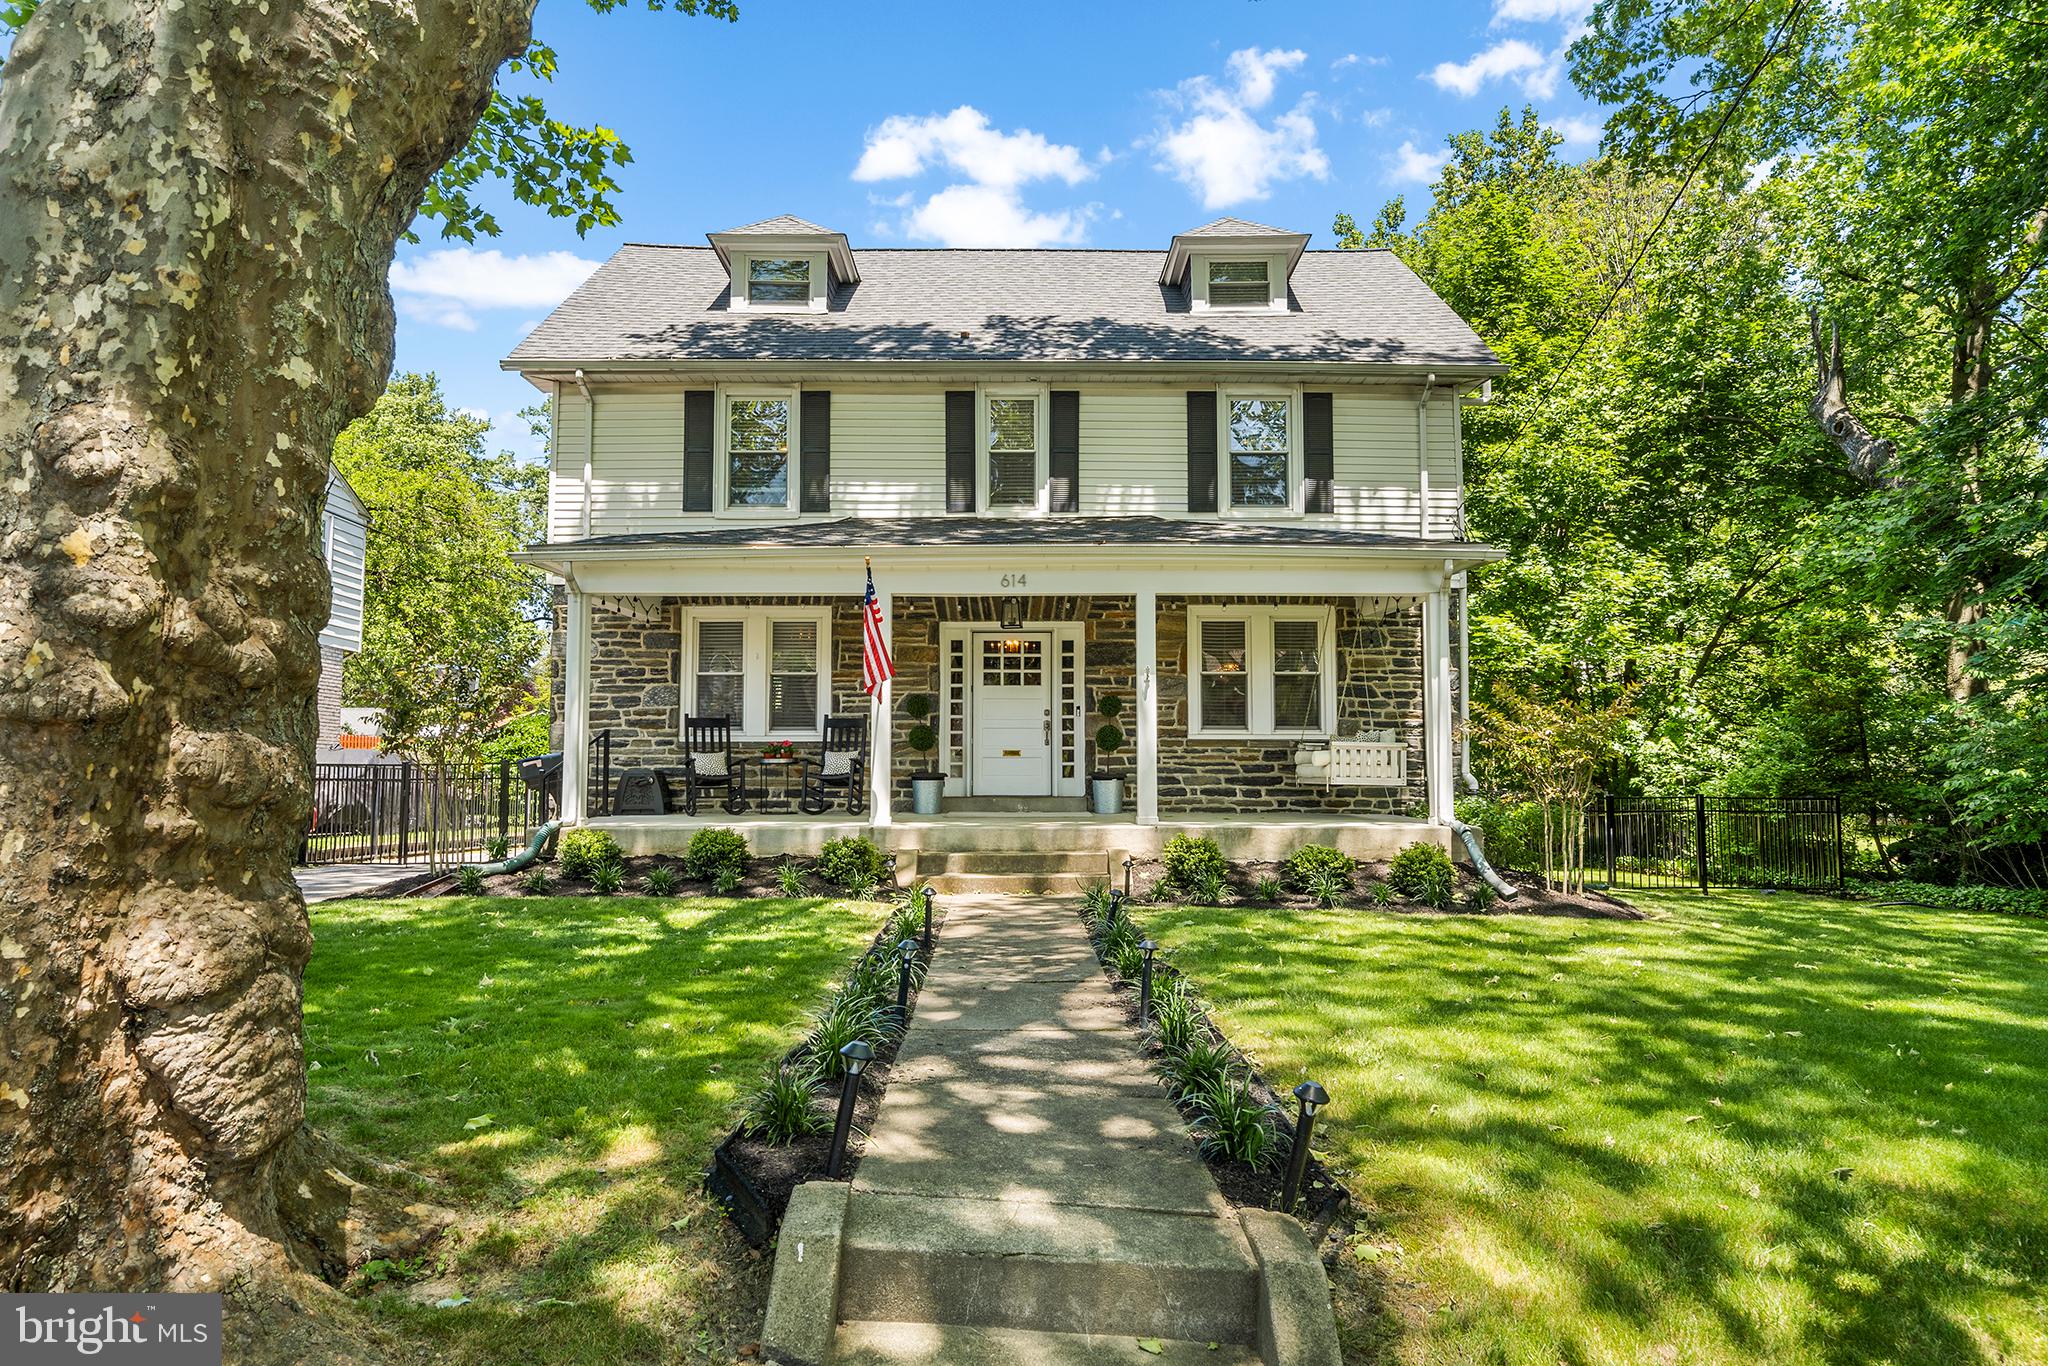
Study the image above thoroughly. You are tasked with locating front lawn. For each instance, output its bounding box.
[303,893,888,1364]
[1144,889,2048,1365]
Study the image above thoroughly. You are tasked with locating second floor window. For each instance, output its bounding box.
[746,256,810,306]
[987,395,1038,508]
[727,396,790,508]
[1228,396,1290,509]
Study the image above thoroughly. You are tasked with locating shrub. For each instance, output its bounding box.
[1253,876,1283,903]
[1285,844,1354,890]
[1164,1036,1234,1098]
[742,1066,829,1143]
[1188,1075,1280,1169]
[523,868,550,895]
[775,859,810,897]
[644,865,678,896]
[1162,834,1229,893]
[1454,794,1544,873]
[1389,843,1456,909]
[1847,879,2048,919]
[1303,865,1349,909]
[685,827,750,882]
[819,835,888,891]
[588,862,624,895]
[558,828,623,879]
[455,866,485,895]
[810,996,890,1079]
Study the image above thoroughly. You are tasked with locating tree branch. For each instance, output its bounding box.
[1808,308,1899,487]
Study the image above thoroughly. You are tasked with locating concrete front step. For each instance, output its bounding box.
[919,871,1102,896]
[911,850,1110,876]
[831,1321,1262,1365]
[836,1193,1260,1346]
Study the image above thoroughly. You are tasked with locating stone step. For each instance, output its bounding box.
[920,872,1100,896]
[912,850,1111,876]
[837,1193,1261,1346]
[831,1320,1262,1365]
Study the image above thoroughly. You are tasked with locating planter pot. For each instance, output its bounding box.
[911,774,945,816]
[1091,775,1125,815]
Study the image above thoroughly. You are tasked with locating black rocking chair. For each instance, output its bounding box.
[800,715,870,815]
[673,714,741,815]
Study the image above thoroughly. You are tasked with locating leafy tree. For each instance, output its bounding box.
[333,374,545,765]
[1475,687,1635,894]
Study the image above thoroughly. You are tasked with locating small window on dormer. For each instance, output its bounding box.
[746,257,811,306]
[1207,260,1271,308]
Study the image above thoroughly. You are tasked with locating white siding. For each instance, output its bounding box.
[587,389,688,536]
[830,391,947,515]
[1330,394,1422,533]
[1078,393,1185,515]
[319,467,368,653]
[1427,395,1462,535]
[549,387,588,542]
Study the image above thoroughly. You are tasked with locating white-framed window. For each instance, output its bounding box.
[1191,252,1286,312]
[1186,605,1335,739]
[1222,391,1297,513]
[732,252,826,312]
[978,387,1047,514]
[681,608,831,738]
[718,388,799,513]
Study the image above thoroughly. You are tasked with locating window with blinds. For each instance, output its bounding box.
[746,256,810,305]
[1198,619,1249,730]
[694,620,745,723]
[987,396,1038,507]
[727,397,790,507]
[768,620,819,732]
[1207,259,1270,308]
[1272,619,1322,731]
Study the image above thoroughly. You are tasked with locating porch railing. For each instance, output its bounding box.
[586,728,613,818]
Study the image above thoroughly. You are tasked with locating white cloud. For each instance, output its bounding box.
[1429,39,1547,96]
[1153,47,1329,209]
[1360,107,1395,129]
[1554,114,1603,146]
[853,106,1100,247]
[1388,139,1450,185]
[1490,0,1592,24]
[387,248,600,332]
[1331,53,1360,70]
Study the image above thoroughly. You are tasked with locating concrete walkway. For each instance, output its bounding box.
[763,894,1339,1365]
[293,863,417,902]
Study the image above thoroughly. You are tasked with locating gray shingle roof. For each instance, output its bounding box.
[716,214,834,236]
[1180,217,1296,237]
[505,245,1500,371]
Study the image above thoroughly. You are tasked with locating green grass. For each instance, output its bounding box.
[303,893,888,1364]
[1142,890,2048,1365]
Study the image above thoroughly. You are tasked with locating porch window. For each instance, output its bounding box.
[682,608,831,738]
[694,620,746,723]
[746,256,810,306]
[1227,396,1291,509]
[726,396,790,508]
[768,620,819,731]
[986,395,1039,508]
[1187,605,1335,738]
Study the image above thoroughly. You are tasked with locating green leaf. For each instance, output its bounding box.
[1136,1339,1165,1355]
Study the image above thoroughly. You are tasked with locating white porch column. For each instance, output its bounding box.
[1136,588,1159,826]
[869,590,894,826]
[1423,586,1454,824]
[562,587,592,824]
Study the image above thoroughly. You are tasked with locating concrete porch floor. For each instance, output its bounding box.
[585,809,1451,862]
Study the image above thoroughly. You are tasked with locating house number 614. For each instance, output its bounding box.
[999,573,1028,589]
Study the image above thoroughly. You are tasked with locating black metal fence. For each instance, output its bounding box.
[301,759,555,868]
[1585,795,1844,893]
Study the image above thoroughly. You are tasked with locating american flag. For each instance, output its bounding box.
[860,562,895,697]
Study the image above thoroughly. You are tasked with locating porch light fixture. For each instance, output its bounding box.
[1280,1079,1331,1215]
[999,595,1024,629]
[826,1040,874,1178]
[1139,939,1159,1021]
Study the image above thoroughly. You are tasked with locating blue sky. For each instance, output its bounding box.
[391,0,1605,457]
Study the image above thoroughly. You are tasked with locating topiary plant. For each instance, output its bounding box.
[1093,693,1126,778]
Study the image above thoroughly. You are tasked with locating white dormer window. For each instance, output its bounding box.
[746,256,811,307]
[1207,260,1271,308]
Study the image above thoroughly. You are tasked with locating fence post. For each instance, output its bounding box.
[1694,793,1710,895]
[1603,793,1617,889]
[1833,796,1845,892]
[497,759,512,845]
[397,762,414,865]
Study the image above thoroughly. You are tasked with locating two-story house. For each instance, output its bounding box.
[508,215,1502,860]
[316,464,369,753]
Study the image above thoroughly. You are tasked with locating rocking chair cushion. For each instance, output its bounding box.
[821,749,856,777]
[689,750,729,779]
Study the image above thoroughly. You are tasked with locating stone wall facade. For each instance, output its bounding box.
[554,588,1450,815]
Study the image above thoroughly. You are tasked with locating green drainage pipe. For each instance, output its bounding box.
[1447,817,1518,900]
[467,820,561,877]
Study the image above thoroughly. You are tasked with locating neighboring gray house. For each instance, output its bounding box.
[507,215,1503,854]
[317,464,369,751]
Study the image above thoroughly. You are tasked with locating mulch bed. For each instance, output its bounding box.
[455,851,851,900]
[1119,856,1642,920]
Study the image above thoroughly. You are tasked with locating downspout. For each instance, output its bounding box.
[1458,573,1478,793]
[1416,372,1436,538]
[574,368,594,539]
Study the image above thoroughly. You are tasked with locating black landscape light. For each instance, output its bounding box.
[1123,854,1135,900]
[921,884,936,952]
[1139,939,1159,1020]
[896,938,917,1015]
[1280,1080,1331,1215]
[826,1040,874,1178]
[1107,889,1124,930]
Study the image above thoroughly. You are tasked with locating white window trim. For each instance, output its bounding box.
[714,385,801,518]
[680,606,832,741]
[1185,604,1335,740]
[976,385,1050,518]
[1190,252,1289,313]
[730,250,828,313]
[1218,387,1303,519]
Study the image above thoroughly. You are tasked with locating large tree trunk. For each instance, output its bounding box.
[0,0,530,1294]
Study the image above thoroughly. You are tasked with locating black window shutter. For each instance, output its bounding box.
[1048,390,1080,513]
[800,389,831,512]
[1186,390,1218,513]
[683,389,714,512]
[1303,391,1334,514]
[945,390,976,513]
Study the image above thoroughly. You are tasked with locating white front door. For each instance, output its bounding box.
[971,633,1054,796]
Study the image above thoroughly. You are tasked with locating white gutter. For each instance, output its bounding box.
[573,369,594,540]
[1458,572,1478,792]
[1416,373,1437,539]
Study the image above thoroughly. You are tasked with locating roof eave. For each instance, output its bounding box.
[1159,232,1313,286]
[500,356,1507,384]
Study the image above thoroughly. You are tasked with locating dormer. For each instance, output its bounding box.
[707,215,860,313]
[1160,218,1310,314]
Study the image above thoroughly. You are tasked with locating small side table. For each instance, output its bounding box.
[731,755,808,814]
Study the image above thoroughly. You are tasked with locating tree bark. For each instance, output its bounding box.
[1807,308,1897,487]
[0,0,531,1293]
